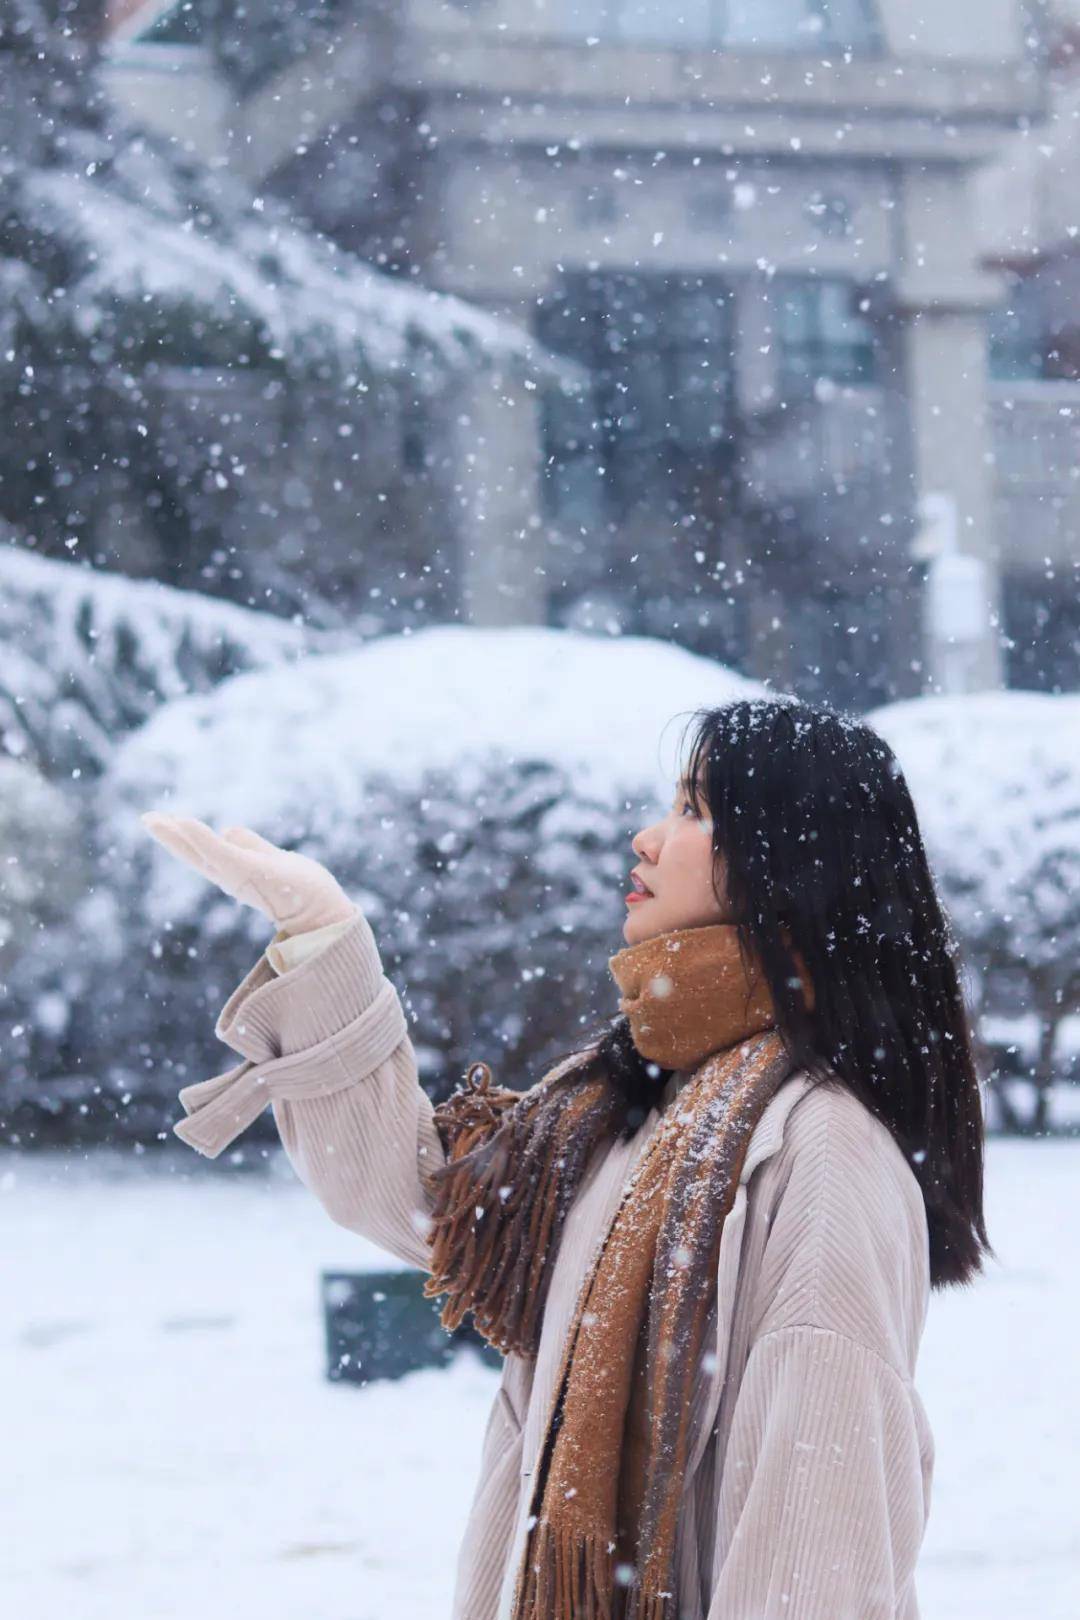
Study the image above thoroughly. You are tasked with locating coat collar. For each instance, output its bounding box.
[738,1066,816,1181]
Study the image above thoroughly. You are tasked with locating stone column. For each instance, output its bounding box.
[891,166,1007,691]
[450,359,547,628]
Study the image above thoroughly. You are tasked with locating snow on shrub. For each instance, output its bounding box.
[11,634,1077,1148]
[0,759,92,1127]
[869,691,1080,1129]
[0,543,322,781]
[14,627,761,1145]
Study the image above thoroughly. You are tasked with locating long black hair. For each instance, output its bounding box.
[576,696,992,1291]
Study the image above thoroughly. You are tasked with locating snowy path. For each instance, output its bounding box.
[3,1137,1077,1620]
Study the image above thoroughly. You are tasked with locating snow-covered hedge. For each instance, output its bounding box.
[0,543,328,780]
[2,627,761,1145]
[6,624,1078,1146]
[869,692,1080,1131]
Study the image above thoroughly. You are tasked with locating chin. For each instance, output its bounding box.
[622,905,659,945]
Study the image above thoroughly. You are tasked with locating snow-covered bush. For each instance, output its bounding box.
[0,758,93,1128]
[9,628,1077,1146]
[4,626,761,1145]
[869,692,1080,1131]
[0,542,326,780]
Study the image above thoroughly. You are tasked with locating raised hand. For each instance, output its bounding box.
[140,813,357,936]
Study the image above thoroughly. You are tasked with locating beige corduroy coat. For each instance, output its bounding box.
[174,907,936,1620]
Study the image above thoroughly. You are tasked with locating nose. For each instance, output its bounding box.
[631,823,659,863]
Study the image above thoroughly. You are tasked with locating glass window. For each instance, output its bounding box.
[1004,572,1080,691]
[775,277,877,387]
[616,0,714,46]
[724,0,877,50]
[575,182,620,226]
[549,0,879,50]
[537,271,735,524]
[550,0,612,35]
[989,280,1046,381]
[804,189,855,239]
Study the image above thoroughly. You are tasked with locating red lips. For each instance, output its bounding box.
[626,870,654,904]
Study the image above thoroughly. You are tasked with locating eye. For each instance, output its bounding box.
[679,801,697,818]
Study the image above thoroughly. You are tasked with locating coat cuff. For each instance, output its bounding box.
[213,907,384,1061]
[173,976,408,1158]
[172,907,404,1159]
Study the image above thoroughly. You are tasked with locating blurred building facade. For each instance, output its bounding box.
[104,0,1078,705]
[976,13,1080,695]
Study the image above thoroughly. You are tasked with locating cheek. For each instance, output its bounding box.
[669,825,714,886]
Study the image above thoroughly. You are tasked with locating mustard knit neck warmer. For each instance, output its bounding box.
[607,920,777,1072]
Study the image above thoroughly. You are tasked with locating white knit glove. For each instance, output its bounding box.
[139,813,357,937]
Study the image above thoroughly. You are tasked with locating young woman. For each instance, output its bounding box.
[143,696,991,1620]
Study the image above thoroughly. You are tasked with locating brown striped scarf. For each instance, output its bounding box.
[421,923,798,1620]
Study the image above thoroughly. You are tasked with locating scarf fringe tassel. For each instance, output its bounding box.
[421,1058,609,1358]
[518,1519,677,1620]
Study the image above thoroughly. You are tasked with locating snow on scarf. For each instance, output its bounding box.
[422,923,797,1620]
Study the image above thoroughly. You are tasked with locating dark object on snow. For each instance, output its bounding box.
[321,1268,501,1384]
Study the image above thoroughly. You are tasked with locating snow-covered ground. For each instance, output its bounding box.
[3,1137,1077,1620]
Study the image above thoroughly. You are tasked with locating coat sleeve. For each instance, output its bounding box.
[172,907,446,1270]
[706,1086,934,1619]
[706,1324,931,1619]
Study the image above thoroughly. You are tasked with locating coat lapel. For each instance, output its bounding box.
[683,1067,817,1483]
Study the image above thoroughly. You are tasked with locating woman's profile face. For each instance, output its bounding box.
[623,775,734,945]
